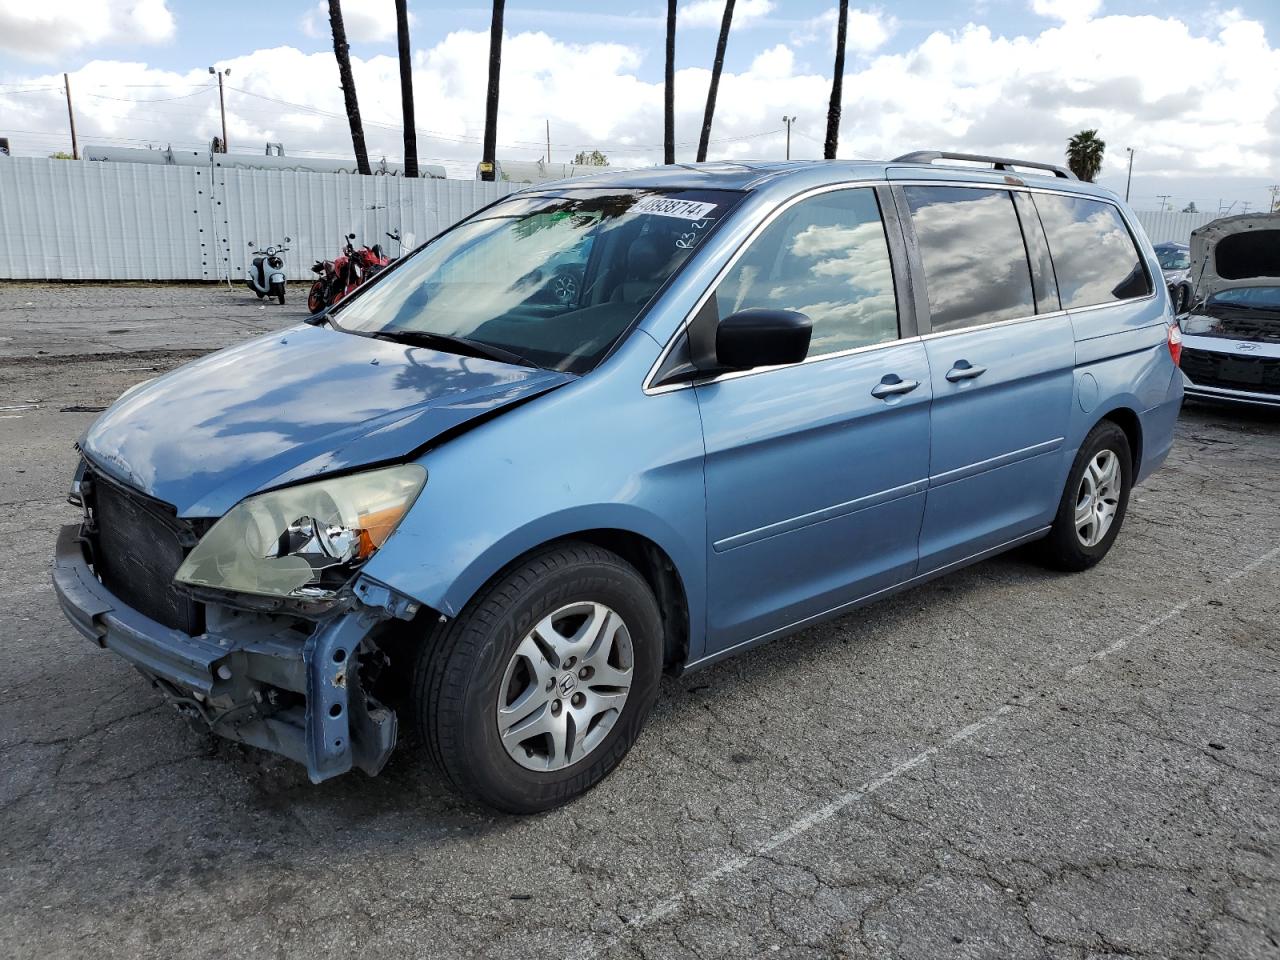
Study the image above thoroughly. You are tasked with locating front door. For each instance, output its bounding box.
[693,186,931,655]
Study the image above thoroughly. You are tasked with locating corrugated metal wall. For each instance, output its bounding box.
[1131,210,1221,245]
[0,157,517,281]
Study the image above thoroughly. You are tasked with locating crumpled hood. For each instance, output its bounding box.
[81,324,573,516]
[1189,212,1280,300]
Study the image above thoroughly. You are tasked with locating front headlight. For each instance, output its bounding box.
[175,464,425,599]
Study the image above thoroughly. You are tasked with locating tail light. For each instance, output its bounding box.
[1167,321,1183,367]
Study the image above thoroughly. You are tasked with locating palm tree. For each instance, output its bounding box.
[328,0,371,176]
[664,0,676,165]
[696,0,735,163]
[823,0,849,160]
[480,0,505,182]
[1066,129,1105,182]
[395,0,418,177]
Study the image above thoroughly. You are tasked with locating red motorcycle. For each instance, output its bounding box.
[307,233,392,314]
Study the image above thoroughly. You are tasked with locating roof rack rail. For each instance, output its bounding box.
[892,150,1077,180]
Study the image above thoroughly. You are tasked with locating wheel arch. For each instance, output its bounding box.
[1097,405,1143,475]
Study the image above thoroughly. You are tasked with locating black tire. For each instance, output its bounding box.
[271,281,285,305]
[1037,420,1133,572]
[307,280,327,314]
[412,541,663,813]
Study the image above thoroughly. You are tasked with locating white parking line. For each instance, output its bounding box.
[569,543,1280,960]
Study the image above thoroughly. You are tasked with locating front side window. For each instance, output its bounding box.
[1033,194,1152,308]
[713,188,899,355]
[904,186,1037,332]
[334,188,742,374]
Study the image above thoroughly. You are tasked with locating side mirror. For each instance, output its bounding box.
[715,308,812,370]
[284,236,291,243]
[348,233,356,240]
[247,241,255,248]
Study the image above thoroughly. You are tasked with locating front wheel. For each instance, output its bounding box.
[271,281,285,305]
[412,542,663,813]
[307,280,327,314]
[1036,420,1133,571]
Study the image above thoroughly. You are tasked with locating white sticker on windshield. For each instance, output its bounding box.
[631,197,719,220]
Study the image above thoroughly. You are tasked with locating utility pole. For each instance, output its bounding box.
[209,66,230,152]
[1124,147,1134,202]
[546,119,551,165]
[1268,184,1280,212]
[1155,194,1171,212]
[781,115,795,160]
[63,73,78,159]
[1242,202,1251,214]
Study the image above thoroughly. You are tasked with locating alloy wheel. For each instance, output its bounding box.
[1075,449,1121,547]
[496,601,634,772]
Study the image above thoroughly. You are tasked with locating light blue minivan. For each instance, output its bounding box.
[54,153,1183,811]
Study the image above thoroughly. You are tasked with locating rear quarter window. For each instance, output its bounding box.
[1033,194,1152,309]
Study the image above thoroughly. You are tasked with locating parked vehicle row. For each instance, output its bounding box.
[55,152,1182,813]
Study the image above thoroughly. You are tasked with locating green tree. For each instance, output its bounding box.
[49,151,75,159]
[663,0,677,165]
[395,0,418,177]
[572,149,608,166]
[1182,201,1198,213]
[1066,129,1105,183]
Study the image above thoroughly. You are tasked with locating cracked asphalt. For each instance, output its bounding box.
[2,283,1278,960]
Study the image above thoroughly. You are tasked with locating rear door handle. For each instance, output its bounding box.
[870,375,921,399]
[945,361,987,382]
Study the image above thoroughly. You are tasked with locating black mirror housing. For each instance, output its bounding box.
[715,308,812,371]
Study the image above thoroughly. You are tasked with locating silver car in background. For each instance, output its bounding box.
[1177,214,1280,407]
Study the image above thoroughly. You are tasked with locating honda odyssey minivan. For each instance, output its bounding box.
[54,152,1183,812]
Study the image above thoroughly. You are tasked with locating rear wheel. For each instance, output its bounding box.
[412,542,663,813]
[1037,420,1133,571]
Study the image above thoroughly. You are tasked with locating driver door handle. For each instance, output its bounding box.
[945,361,987,382]
[870,375,921,399]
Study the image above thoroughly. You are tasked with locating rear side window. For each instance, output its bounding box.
[903,186,1036,332]
[1033,194,1152,308]
[714,188,899,355]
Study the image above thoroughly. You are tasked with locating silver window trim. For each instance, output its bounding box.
[642,177,1157,395]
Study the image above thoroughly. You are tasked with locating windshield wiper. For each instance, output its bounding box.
[369,329,541,368]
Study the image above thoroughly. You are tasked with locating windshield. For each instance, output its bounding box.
[1207,286,1280,310]
[1157,246,1190,270]
[333,188,742,373]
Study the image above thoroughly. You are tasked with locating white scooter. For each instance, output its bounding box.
[246,238,290,304]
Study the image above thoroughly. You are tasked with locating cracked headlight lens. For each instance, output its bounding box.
[175,464,426,599]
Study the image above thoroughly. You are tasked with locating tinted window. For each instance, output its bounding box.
[1034,194,1152,308]
[904,187,1036,332]
[715,188,899,355]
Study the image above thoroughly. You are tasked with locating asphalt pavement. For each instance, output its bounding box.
[1,282,1277,959]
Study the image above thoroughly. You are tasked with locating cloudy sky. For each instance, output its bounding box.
[2,0,1279,212]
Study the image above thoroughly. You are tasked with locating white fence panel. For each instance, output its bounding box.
[1132,210,1220,246]
[0,157,517,281]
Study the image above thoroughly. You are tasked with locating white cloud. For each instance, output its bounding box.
[1,11,1277,210]
[792,7,897,55]
[1029,0,1103,24]
[679,0,773,30]
[0,0,175,61]
[301,0,404,44]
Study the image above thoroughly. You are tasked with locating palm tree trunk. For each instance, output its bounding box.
[480,0,505,182]
[328,0,371,176]
[395,0,418,178]
[664,0,676,165]
[823,0,848,160]
[696,0,735,163]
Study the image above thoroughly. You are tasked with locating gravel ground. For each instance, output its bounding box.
[1,282,1278,960]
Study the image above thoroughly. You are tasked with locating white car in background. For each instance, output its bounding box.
[1177,214,1280,407]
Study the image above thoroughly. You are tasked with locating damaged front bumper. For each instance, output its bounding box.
[52,523,415,783]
